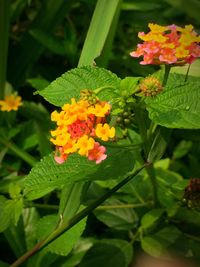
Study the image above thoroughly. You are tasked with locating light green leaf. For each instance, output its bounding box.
[36,215,86,256]
[24,147,135,200]
[145,79,200,129]
[39,66,120,107]
[141,236,164,257]
[119,77,141,96]
[141,208,164,230]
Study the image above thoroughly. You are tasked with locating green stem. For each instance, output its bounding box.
[134,104,158,206]
[0,0,10,98]
[0,137,37,167]
[162,65,171,87]
[97,201,153,209]
[29,201,153,211]
[184,64,191,83]
[145,163,159,207]
[184,233,200,242]
[10,164,147,267]
[94,85,116,95]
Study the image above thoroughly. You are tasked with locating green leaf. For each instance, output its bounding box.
[36,215,86,256]
[24,147,135,200]
[78,242,126,267]
[95,198,138,230]
[141,208,164,230]
[119,77,141,96]
[0,196,23,232]
[29,29,66,56]
[27,78,50,91]
[39,66,120,107]
[97,239,133,267]
[23,207,40,249]
[174,207,200,226]
[145,79,200,129]
[141,226,181,257]
[147,127,171,163]
[141,236,164,257]
[172,140,192,159]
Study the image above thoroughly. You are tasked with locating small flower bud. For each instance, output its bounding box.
[139,77,163,96]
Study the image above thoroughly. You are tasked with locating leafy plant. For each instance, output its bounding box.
[0,1,200,267]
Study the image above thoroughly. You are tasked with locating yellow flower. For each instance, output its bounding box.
[50,132,70,146]
[76,135,95,156]
[138,32,167,43]
[0,94,22,112]
[148,23,168,32]
[88,102,111,117]
[95,123,115,141]
[63,140,77,154]
[175,46,189,58]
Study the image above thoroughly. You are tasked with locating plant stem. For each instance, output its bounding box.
[0,137,37,167]
[162,64,171,87]
[97,201,153,209]
[29,201,153,211]
[184,233,200,242]
[184,64,191,83]
[134,104,159,207]
[10,164,147,267]
[0,0,10,98]
[145,163,159,207]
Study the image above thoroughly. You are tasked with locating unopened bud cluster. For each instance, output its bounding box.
[139,76,163,96]
[116,99,135,128]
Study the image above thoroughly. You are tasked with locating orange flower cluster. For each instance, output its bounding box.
[50,97,115,164]
[130,23,200,65]
[0,94,22,112]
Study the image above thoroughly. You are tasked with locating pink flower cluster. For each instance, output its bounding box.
[130,23,200,65]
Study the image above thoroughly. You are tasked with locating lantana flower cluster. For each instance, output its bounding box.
[130,23,200,65]
[50,93,115,164]
[0,94,22,112]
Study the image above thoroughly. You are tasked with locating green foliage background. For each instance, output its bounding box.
[0,0,200,266]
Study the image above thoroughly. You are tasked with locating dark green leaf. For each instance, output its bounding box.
[141,226,181,257]
[95,198,138,230]
[24,147,135,200]
[79,242,126,267]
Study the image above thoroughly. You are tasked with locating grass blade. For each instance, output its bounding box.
[78,0,122,67]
